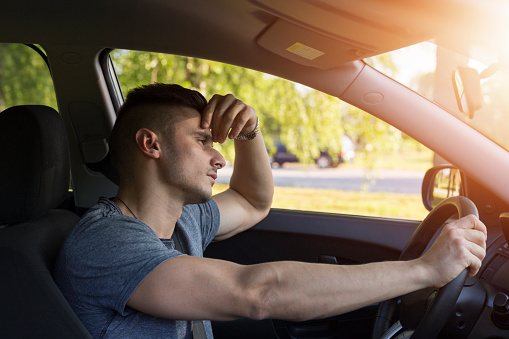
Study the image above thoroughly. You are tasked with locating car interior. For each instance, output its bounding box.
[0,105,91,338]
[1,0,509,338]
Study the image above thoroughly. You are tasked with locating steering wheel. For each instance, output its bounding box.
[372,196,478,339]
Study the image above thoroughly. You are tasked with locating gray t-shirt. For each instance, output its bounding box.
[53,197,220,338]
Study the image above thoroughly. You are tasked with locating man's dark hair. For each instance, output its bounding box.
[109,83,207,181]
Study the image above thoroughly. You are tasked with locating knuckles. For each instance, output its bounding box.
[206,94,257,137]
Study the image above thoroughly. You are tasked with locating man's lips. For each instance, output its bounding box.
[208,172,218,181]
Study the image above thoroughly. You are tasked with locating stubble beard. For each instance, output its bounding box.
[178,178,213,205]
[163,161,213,205]
[161,132,213,205]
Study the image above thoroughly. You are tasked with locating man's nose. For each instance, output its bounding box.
[212,150,226,169]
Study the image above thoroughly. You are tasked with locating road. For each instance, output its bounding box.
[216,166,425,194]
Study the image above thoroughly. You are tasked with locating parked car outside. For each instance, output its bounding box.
[316,135,356,168]
[273,135,355,168]
[271,143,299,167]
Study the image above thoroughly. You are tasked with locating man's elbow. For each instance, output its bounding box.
[237,264,278,321]
[253,191,273,217]
[245,184,274,218]
[242,277,305,322]
[244,291,273,321]
[258,198,272,219]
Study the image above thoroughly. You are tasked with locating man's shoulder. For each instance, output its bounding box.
[82,196,120,219]
[180,199,219,229]
[66,198,117,237]
[181,199,218,217]
[179,199,220,249]
[65,197,157,254]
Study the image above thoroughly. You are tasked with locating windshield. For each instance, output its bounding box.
[365,42,509,152]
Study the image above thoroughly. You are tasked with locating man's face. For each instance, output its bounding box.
[159,107,226,204]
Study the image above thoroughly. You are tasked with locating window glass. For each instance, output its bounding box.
[110,50,431,220]
[0,44,57,110]
[365,42,509,152]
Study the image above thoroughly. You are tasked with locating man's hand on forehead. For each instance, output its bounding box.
[201,94,257,143]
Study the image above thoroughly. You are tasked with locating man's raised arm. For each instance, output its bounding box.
[201,94,274,241]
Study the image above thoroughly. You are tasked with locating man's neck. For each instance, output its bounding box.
[115,185,184,239]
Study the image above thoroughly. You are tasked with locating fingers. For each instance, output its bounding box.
[453,230,486,277]
[202,94,257,143]
[201,98,216,130]
[464,227,487,252]
[465,229,486,277]
[447,214,487,239]
[443,215,487,277]
[465,241,485,277]
[225,106,251,139]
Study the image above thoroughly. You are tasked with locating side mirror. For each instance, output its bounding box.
[422,165,464,211]
[452,67,483,119]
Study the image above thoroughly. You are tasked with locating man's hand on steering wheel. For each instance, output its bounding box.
[372,197,488,339]
[417,214,487,288]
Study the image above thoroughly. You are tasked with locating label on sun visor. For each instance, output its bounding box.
[286,43,324,60]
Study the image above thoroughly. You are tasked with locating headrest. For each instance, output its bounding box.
[0,106,70,224]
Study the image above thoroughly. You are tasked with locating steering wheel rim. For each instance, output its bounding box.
[372,196,478,339]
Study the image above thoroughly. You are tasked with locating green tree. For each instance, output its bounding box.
[112,50,404,166]
[0,44,422,172]
[0,44,56,111]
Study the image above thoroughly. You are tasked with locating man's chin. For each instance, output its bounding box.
[183,192,212,205]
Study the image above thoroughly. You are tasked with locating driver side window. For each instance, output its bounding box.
[109,50,432,221]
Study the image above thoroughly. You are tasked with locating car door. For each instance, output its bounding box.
[205,210,420,339]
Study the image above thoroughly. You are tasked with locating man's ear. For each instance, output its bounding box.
[135,128,161,159]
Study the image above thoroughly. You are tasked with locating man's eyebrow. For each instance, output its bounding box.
[195,130,213,141]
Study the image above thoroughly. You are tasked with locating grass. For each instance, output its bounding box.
[213,183,429,221]
[213,147,433,221]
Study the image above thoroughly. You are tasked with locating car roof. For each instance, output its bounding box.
[2,0,506,82]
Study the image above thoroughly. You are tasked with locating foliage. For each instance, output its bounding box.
[111,50,414,165]
[0,44,57,111]
[0,44,425,169]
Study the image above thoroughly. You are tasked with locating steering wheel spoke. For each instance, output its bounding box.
[380,320,403,339]
[380,320,415,339]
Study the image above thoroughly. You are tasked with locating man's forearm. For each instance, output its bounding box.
[230,131,274,212]
[245,259,429,321]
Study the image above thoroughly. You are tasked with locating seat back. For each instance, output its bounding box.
[0,106,92,338]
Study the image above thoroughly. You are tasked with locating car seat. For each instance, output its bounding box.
[0,105,92,338]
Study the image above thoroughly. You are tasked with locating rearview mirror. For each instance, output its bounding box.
[422,165,464,211]
[452,67,483,119]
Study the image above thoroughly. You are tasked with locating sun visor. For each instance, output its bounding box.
[255,0,440,69]
[257,19,374,70]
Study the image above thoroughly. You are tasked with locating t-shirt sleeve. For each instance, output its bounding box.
[64,216,182,315]
[198,199,220,248]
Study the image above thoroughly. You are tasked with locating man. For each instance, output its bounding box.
[54,83,487,338]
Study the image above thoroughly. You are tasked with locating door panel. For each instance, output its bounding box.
[205,209,420,338]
